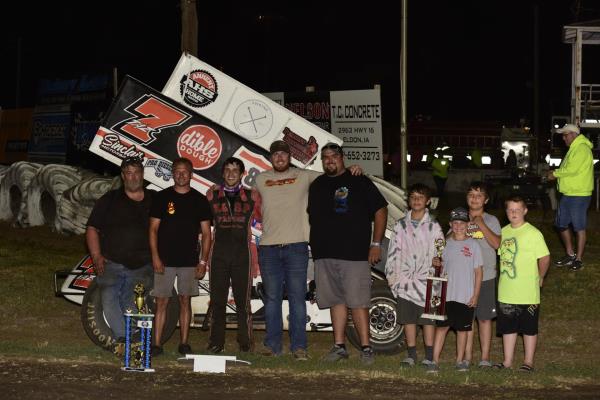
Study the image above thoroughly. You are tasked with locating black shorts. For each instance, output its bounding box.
[436,301,474,331]
[496,302,540,336]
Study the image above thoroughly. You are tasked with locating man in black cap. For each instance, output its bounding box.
[86,156,154,349]
[308,143,388,365]
[254,139,360,360]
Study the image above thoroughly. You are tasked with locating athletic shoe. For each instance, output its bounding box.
[478,360,493,368]
[569,260,584,271]
[555,254,576,267]
[292,348,309,361]
[456,361,469,372]
[323,345,349,362]
[178,343,192,355]
[421,359,434,366]
[360,347,375,366]
[239,343,252,353]
[207,344,224,354]
[151,345,163,357]
[425,362,439,373]
[259,345,278,357]
[400,357,415,367]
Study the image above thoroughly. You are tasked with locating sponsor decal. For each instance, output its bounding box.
[99,133,145,161]
[69,256,95,291]
[112,95,190,144]
[179,70,218,108]
[265,177,297,187]
[282,127,318,164]
[146,159,173,181]
[233,99,274,139]
[177,125,223,170]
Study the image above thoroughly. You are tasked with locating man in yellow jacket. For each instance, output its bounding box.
[547,124,594,271]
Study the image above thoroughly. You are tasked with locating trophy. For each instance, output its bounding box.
[122,283,155,372]
[421,238,448,321]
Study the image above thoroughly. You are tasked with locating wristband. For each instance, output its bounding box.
[370,241,381,247]
[199,260,208,266]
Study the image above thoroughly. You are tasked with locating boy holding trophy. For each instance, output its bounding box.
[427,207,483,373]
[385,184,443,367]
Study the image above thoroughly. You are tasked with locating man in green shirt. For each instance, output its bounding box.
[547,123,593,271]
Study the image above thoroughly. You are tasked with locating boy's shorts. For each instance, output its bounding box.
[151,266,199,297]
[396,297,436,326]
[474,278,497,321]
[496,302,539,336]
[436,301,474,331]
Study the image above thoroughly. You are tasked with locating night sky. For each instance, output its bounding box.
[1,1,599,142]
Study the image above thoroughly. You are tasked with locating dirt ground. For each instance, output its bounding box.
[2,357,599,400]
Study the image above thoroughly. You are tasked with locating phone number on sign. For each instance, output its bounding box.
[343,150,380,161]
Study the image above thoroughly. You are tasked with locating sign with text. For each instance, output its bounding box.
[330,89,383,176]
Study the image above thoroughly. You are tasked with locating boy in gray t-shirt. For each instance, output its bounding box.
[465,182,501,368]
[427,207,483,373]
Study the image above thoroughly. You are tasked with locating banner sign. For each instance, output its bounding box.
[89,76,272,194]
[162,53,342,171]
[28,104,71,163]
[330,89,383,176]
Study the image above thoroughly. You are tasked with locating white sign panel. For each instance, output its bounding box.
[163,53,342,171]
[330,89,383,176]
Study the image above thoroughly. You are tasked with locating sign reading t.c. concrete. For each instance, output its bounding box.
[265,89,383,176]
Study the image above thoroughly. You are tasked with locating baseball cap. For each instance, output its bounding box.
[555,123,580,135]
[449,207,469,222]
[269,140,290,155]
[321,142,343,155]
[121,156,143,170]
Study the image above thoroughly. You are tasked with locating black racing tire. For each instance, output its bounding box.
[80,280,179,351]
[345,280,405,355]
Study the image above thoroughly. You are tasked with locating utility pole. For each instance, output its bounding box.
[181,0,198,56]
[400,0,408,189]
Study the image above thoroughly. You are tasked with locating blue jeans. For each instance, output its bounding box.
[258,242,309,354]
[95,260,153,338]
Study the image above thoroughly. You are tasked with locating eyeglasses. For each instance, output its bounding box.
[121,156,143,168]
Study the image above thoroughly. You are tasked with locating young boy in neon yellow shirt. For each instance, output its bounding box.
[495,195,550,372]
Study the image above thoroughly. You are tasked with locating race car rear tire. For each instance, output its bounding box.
[345,280,405,355]
[80,280,179,351]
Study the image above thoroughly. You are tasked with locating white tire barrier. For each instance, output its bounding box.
[57,175,121,235]
[0,161,43,225]
[26,164,92,231]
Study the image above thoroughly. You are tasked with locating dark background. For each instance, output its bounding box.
[1,0,599,149]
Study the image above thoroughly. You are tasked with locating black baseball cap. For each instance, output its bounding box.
[449,207,469,222]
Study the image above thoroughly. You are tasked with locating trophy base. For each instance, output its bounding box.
[121,367,155,373]
[421,313,447,321]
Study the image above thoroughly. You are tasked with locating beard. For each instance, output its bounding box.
[124,180,143,192]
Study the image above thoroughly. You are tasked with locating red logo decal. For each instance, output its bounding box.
[177,125,222,170]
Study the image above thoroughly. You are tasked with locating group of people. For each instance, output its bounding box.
[386,182,548,373]
[383,122,593,373]
[86,121,592,369]
[86,139,386,364]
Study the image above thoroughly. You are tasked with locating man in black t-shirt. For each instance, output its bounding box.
[86,157,153,347]
[307,143,388,365]
[149,157,212,356]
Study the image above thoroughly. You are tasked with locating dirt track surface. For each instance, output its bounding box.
[3,358,599,400]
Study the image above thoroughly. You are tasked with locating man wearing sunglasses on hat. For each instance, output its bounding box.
[307,143,387,365]
[86,157,154,352]
[546,123,593,272]
[254,140,362,360]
